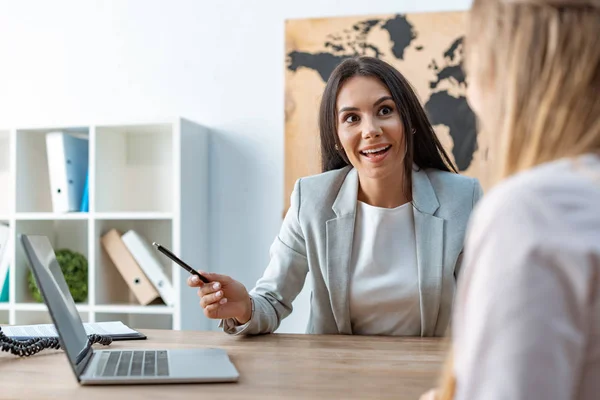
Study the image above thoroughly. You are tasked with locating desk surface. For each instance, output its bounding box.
[0,329,448,399]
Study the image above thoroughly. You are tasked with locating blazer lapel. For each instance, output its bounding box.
[412,167,444,336]
[326,167,358,334]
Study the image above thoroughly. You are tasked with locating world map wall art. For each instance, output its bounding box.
[284,11,491,212]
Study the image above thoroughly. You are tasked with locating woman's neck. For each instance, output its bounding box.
[357,169,411,209]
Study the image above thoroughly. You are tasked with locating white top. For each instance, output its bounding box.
[453,154,600,400]
[349,201,421,336]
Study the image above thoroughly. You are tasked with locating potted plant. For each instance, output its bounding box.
[28,248,88,303]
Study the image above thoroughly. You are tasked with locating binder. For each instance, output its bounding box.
[46,132,89,213]
[80,171,89,212]
[100,229,161,306]
[121,230,175,307]
[0,222,9,264]
[0,223,9,302]
[0,270,8,303]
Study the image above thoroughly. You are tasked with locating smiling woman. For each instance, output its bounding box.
[320,57,458,208]
[187,56,483,338]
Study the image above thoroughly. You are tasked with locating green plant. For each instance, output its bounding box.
[28,248,88,303]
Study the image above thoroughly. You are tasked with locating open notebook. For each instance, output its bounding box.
[1,320,146,341]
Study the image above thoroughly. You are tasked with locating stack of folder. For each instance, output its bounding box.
[101,229,175,306]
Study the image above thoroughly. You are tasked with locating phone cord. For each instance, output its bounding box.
[0,326,112,357]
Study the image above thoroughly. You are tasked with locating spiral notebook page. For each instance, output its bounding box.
[2,321,139,338]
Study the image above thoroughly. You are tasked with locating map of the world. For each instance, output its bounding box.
[284,11,490,211]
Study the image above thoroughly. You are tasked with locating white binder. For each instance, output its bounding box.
[121,230,175,306]
[46,132,89,213]
[0,222,9,262]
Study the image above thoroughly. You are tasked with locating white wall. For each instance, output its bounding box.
[0,0,472,333]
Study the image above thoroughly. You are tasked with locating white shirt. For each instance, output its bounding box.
[453,154,600,400]
[349,200,421,336]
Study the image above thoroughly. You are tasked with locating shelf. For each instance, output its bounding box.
[14,309,89,325]
[0,118,208,330]
[15,212,89,220]
[96,311,172,330]
[11,212,173,221]
[94,304,174,314]
[13,303,166,315]
[14,303,90,312]
[93,212,173,220]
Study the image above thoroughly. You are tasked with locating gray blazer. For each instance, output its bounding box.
[223,165,483,337]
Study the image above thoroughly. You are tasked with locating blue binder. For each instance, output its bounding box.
[0,270,8,303]
[80,172,89,212]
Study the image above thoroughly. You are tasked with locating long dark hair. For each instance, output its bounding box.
[319,56,457,197]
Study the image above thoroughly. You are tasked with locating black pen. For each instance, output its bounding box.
[152,242,210,284]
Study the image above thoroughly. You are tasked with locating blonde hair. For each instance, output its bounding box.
[437,1,600,398]
[466,0,600,180]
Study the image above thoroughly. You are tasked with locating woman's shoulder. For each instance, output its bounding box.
[420,167,482,209]
[298,165,352,186]
[294,166,353,200]
[470,155,600,245]
[479,155,599,213]
[460,156,600,311]
[286,166,355,222]
[424,167,480,190]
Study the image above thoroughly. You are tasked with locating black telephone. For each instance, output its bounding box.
[0,326,112,357]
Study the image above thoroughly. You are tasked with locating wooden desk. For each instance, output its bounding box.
[0,330,448,399]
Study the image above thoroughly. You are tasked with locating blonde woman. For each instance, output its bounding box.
[422,0,600,399]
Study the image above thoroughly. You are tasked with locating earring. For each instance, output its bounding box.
[335,144,340,151]
[412,129,416,135]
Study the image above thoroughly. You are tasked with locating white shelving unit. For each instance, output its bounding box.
[0,118,209,331]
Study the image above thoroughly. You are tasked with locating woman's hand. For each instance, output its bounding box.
[186,272,252,324]
[419,389,438,400]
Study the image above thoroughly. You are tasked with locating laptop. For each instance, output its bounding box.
[20,234,240,385]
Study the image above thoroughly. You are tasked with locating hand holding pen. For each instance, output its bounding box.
[153,242,252,324]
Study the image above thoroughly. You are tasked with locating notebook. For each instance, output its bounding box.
[1,320,147,341]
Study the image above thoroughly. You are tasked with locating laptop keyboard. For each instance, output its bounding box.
[95,350,170,377]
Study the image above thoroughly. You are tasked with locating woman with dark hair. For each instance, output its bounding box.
[188,56,483,337]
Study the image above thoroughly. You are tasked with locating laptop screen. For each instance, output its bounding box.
[20,234,91,375]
